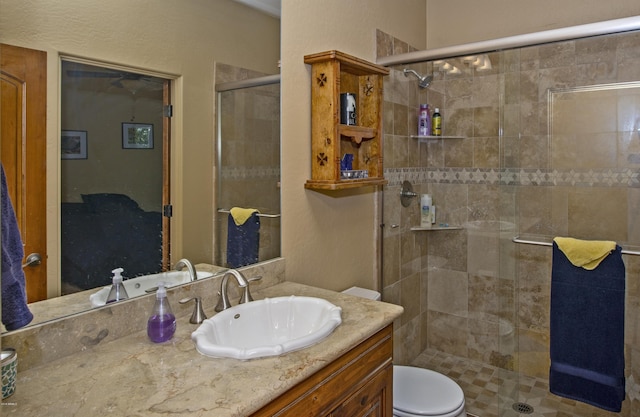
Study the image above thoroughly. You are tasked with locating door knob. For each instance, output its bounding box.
[22,253,42,268]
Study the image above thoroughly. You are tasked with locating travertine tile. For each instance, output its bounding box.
[379,30,640,417]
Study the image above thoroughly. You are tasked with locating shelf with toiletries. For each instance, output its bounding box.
[410,135,465,141]
[411,225,463,231]
[412,193,462,231]
[303,50,389,191]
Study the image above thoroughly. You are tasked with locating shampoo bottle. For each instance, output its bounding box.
[418,104,431,136]
[106,267,129,304]
[420,194,432,228]
[432,107,442,136]
[147,283,176,343]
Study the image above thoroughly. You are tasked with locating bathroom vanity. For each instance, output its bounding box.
[3,280,403,416]
[251,325,393,417]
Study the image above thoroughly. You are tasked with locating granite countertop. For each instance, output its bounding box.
[5,281,403,416]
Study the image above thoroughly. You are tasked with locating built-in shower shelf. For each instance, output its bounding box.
[411,226,462,231]
[410,135,465,141]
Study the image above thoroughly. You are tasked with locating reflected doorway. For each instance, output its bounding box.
[60,60,171,295]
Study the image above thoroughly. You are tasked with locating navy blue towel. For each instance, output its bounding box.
[226,212,260,268]
[549,241,625,412]
[1,165,33,330]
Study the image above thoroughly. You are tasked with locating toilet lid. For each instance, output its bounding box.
[393,366,465,416]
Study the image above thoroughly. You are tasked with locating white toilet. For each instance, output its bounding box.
[342,287,467,417]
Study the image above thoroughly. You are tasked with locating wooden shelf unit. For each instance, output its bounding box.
[304,50,389,191]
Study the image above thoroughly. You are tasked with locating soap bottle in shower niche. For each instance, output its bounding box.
[420,194,432,228]
[418,104,431,136]
[432,107,442,136]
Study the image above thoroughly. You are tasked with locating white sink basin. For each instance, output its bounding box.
[191,295,342,360]
[90,270,213,307]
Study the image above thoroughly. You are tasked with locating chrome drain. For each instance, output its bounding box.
[512,402,534,414]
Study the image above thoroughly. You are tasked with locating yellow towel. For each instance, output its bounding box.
[229,207,259,226]
[553,237,616,270]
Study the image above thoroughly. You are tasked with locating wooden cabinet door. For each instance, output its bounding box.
[330,363,392,417]
[250,326,394,417]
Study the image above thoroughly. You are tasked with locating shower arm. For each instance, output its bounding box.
[403,68,432,88]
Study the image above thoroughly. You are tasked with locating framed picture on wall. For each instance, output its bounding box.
[61,130,88,159]
[122,123,154,149]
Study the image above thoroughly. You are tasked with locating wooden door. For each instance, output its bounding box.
[1,44,48,302]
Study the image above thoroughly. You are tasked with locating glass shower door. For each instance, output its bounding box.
[215,79,281,267]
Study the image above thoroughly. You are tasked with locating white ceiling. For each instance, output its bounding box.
[232,0,281,18]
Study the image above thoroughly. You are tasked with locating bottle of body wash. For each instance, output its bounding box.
[432,107,442,136]
[147,283,176,343]
[420,194,432,228]
[418,104,431,136]
[106,267,129,303]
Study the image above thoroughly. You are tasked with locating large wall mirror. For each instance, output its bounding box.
[0,0,281,333]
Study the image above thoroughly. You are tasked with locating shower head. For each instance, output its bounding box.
[403,68,433,89]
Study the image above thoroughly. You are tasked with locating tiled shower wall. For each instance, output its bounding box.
[378,29,640,414]
[215,63,281,266]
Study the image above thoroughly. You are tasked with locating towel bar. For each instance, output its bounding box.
[218,208,281,218]
[512,236,640,256]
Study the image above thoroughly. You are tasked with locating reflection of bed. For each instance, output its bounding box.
[61,193,162,294]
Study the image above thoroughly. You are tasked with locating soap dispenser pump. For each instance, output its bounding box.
[147,283,176,343]
[106,267,129,304]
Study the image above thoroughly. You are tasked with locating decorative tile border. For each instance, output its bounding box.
[385,167,640,188]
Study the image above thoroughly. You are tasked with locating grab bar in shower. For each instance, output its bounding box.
[512,236,640,256]
[217,208,281,218]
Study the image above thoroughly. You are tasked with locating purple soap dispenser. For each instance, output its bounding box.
[147,283,176,343]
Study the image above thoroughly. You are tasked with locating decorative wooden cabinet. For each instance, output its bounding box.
[304,50,389,191]
[249,325,394,417]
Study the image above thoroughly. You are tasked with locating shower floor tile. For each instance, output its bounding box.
[410,349,629,417]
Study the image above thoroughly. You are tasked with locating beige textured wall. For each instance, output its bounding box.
[280,0,426,291]
[60,78,163,210]
[425,0,640,48]
[0,0,279,296]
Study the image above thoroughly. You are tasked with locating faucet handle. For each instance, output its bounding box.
[239,276,263,304]
[214,290,227,312]
[179,297,207,324]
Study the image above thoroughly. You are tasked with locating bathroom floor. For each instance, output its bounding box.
[411,349,626,417]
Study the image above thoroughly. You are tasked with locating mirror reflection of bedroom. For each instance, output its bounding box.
[60,60,169,295]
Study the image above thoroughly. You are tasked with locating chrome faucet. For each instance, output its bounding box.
[175,258,197,281]
[214,269,249,312]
